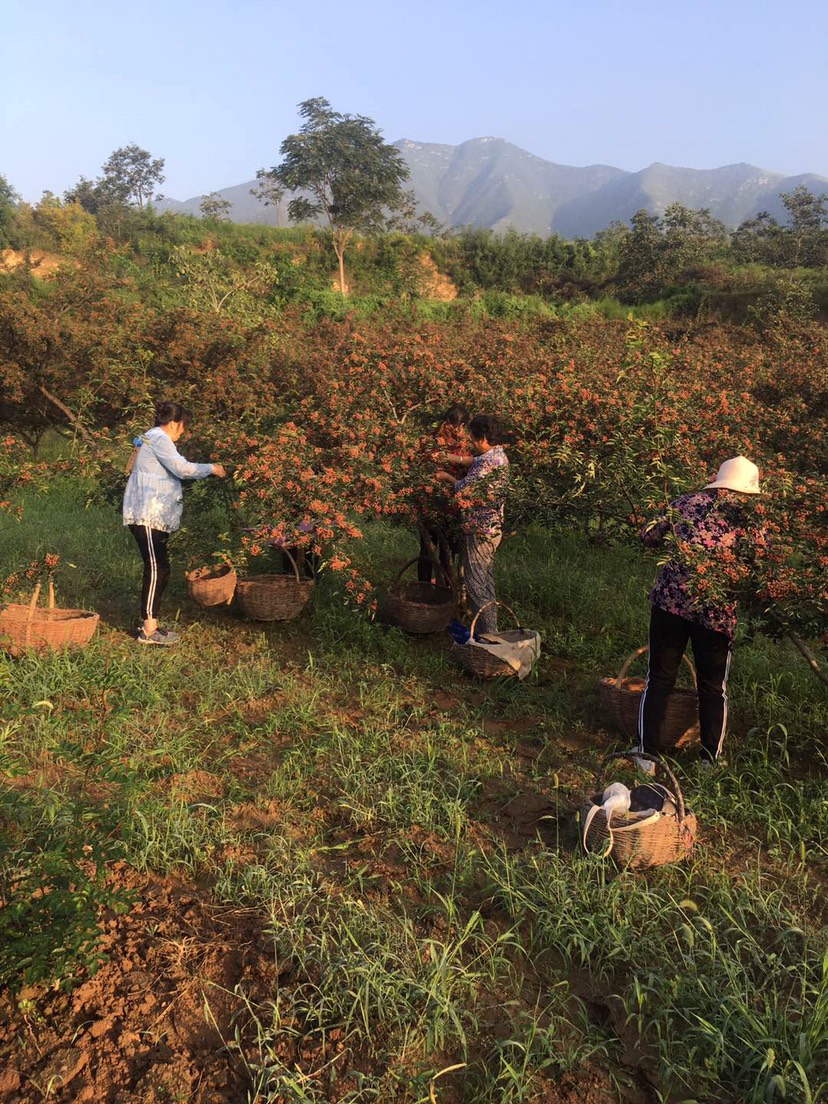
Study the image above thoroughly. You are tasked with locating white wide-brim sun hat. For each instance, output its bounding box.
[704,455,762,495]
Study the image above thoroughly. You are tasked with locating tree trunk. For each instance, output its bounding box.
[786,633,828,688]
[417,520,457,593]
[36,385,94,443]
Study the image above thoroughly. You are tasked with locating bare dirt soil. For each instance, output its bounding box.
[0,866,276,1103]
[0,249,72,278]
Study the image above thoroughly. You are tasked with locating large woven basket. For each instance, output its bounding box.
[186,563,237,607]
[0,581,99,657]
[383,557,454,634]
[598,645,699,749]
[581,752,697,868]
[235,549,314,622]
[453,601,537,679]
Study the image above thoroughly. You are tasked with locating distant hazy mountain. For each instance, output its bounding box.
[156,138,828,238]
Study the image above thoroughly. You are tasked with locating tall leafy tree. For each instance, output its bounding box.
[199,192,232,220]
[99,144,165,208]
[731,210,786,266]
[66,145,165,214]
[617,204,727,302]
[732,187,828,268]
[250,171,286,227]
[780,184,828,267]
[261,97,410,293]
[0,174,20,248]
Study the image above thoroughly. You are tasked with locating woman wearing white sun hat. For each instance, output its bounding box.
[635,456,766,772]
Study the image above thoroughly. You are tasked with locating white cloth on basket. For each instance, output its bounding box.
[469,629,541,679]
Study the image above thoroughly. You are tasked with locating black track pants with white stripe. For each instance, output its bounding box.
[637,604,732,763]
[129,524,171,620]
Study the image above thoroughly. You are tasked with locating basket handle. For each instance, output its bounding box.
[26,583,43,623]
[615,645,697,689]
[596,750,688,823]
[394,556,451,589]
[23,582,43,649]
[469,600,521,637]
[281,546,302,585]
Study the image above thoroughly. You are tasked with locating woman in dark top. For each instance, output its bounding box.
[418,404,472,585]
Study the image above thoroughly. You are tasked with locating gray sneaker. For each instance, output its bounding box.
[137,628,179,646]
[633,756,657,777]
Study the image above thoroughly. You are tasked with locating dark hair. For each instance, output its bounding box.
[154,401,190,427]
[468,414,504,445]
[441,403,470,428]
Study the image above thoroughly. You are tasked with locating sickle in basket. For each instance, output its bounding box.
[582,751,694,864]
[596,751,689,824]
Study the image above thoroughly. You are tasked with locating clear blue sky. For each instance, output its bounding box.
[3,0,828,203]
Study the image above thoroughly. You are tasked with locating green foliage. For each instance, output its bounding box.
[199,191,232,221]
[0,173,21,248]
[430,226,600,298]
[617,203,729,303]
[7,176,828,325]
[733,185,828,270]
[747,270,817,331]
[98,143,166,209]
[250,170,286,226]
[170,243,280,317]
[31,193,98,254]
[62,144,166,244]
[0,746,133,990]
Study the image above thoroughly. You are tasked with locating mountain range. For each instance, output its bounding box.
[156,137,828,239]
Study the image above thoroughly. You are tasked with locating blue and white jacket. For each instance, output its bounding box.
[122,427,214,533]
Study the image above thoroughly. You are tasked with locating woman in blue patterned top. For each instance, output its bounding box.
[123,402,226,645]
[437,414,509,635]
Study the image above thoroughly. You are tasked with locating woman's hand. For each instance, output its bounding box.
[211,464,227,478]
[435,471,457,487]
[444,453,473,468]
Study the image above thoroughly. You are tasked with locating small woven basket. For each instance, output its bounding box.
[0,581,99,657]
[383,557,454,634]
[186,563,237,607]
[453,601,537,679]
[235,549,314,622]
[581,752,697,868]
[598,645,699,749]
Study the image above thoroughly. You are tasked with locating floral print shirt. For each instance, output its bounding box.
[640,490,765,640]
[455,446,509,539]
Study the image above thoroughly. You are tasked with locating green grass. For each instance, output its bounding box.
[1,480,826,1103]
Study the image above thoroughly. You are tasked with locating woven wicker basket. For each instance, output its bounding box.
[0,581,99,657]
[598,645,699,749]
[186,564,237,607]
[383,557,454,634]
[453,601,537,679]
[235,549,314,622]
[581,752,697,868]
